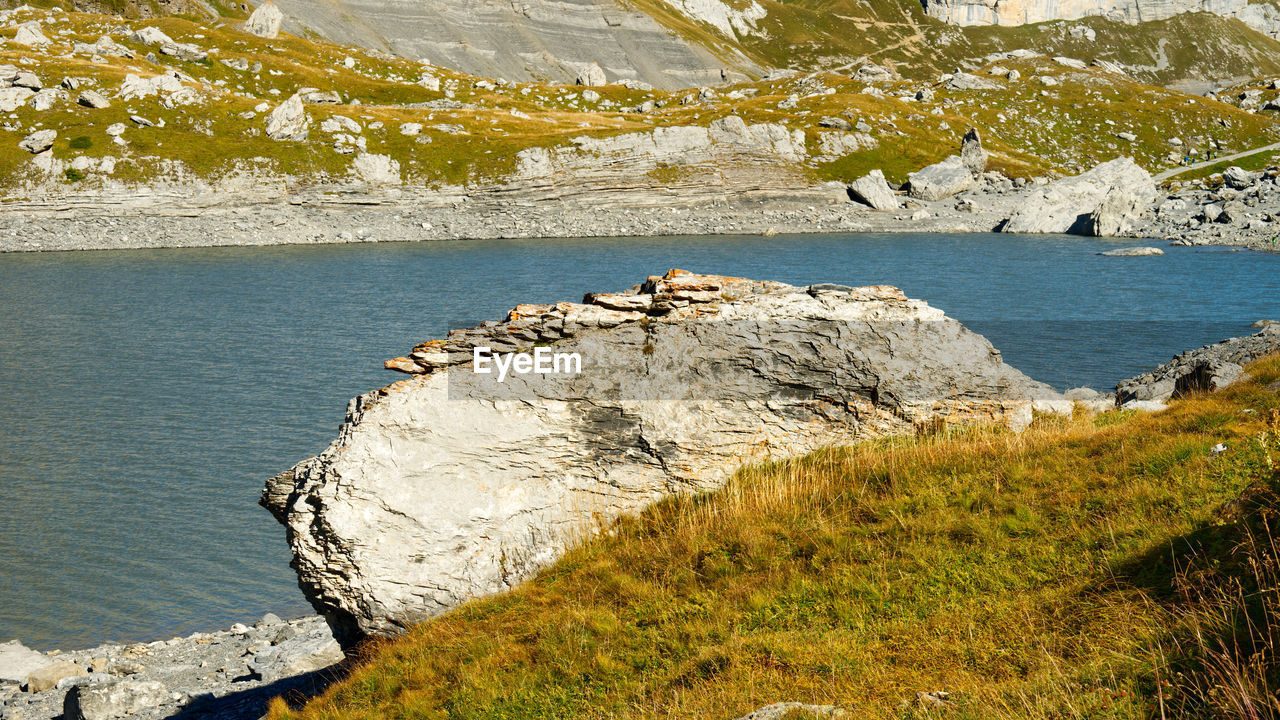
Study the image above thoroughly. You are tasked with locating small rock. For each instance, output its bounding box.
[0,641,53,684]
[77,89,111,109]
[25,661,85,693]
[732,702,847,720]
[256,612,284,627]
[106,661,143,677]
[18,129,56,154]
[64,680,168,720]
[575,62,606,87]
[1100,246,1164,257]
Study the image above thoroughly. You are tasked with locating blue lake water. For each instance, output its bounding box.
[1,232,1279,650]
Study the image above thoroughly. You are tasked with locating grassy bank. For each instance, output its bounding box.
[269,358,1280,719]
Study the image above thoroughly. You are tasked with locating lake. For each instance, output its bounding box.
[2,232,1278,650]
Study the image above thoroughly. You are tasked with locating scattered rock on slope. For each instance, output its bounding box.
[76,90,110,109]
[575,62,607,86]
[13,21,50,46]
[265,94,309,140]
[243,1,285,38]
[263,270,1064,648]
[1002,157,1155,236]
[19,129,55,153]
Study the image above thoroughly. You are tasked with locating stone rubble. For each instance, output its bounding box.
[1115,325,1280,407]
[0,615,340,720]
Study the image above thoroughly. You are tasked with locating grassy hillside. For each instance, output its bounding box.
[623,0,1280,88]
[269,358,1280,720]
[4,6,1279,195]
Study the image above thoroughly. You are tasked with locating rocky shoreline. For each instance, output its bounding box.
[1,614,341,720]
[3,315,1277,720]
[3,163,1280,255]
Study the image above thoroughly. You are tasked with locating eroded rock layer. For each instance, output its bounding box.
[256,0,752,89]
[263,271,1062,648]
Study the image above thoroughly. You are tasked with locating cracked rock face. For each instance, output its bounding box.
[263,270,1059,648]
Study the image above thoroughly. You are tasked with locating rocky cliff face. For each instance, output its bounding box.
[254,0,755,89]
[263,270,1064,648]
[923,0,1280,36]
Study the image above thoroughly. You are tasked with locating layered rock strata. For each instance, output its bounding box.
[253,0,753,89]
[923,0,1280,36]
[264,270,1063,648]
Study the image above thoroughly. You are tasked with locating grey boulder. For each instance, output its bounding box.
[847,169,900,210]
[0,640,53,685]
[265,94,309,140]
[63,679,168,720]
[77,90,111,109]
[906,155,972,201]
[18,129,56,154]
[1223,165,1260,190]
[1099,246,1164,257]
[243,1,284,38]
[1003,157,1155,236]
[960,127,987,175]
[264,270,1063,648]
[248,625,344,682]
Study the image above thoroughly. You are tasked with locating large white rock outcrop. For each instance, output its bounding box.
[1002,157,1156,236]
[264,270,1063,648]
[923,0,1273,32]
[243,1,284,38]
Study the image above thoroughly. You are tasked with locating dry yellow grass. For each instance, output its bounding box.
[267,358,1280,720]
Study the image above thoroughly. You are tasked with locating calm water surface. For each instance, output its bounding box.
[2,232,1279,649]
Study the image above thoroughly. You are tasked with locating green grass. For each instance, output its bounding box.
[269,359,1280,720]
[4,5,1280,193]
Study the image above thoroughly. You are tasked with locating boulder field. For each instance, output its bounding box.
[263,269,1070,648]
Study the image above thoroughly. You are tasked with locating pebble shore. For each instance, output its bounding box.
[1,176,1277,256]
[1,614,339,720]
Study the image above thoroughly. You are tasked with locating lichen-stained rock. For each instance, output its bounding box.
[1002,157,1155,235]
[264,270,1061,649]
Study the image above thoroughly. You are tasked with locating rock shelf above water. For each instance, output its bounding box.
[264,270,1066,648]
